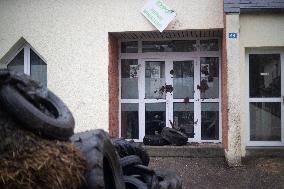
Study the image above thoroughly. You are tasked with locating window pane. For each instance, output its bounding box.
[142,40,197,53]
[30,49,47,86]
[145,103,166,135]
[250,102,281,141]
[200,39,219,51]
[7,49,24,73]
[249,54,281,98]
[121,59,138,99]
[145,61,165,99]
[121,103,139,139]
[173,60,194,99]
[201,103,219,140]
[121,41,138,53]
[173,103,194,138]
[200,57,219,99]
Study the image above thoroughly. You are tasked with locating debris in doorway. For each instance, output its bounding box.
[170,120,180,131]
[143,134,169,146]
[161,127,188,146]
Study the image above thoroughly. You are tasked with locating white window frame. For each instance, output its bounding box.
[119,37,222,143]
[5,43,46,77]
[245,48,284,147]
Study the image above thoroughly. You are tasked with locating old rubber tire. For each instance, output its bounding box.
[143,135,169,146]
[123,165,159,189]
[120,155,143,168]
[161,127,188,146]
[71,130,126,189]
[0,84,74,140]
[112,138,150,166]
[155,169,182,189]
[123,176,148,189]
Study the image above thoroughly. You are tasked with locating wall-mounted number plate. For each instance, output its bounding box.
[228,32,238,39]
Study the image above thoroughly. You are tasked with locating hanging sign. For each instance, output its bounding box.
[141,0,177,32]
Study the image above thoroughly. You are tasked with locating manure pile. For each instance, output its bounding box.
[0,108,87,189]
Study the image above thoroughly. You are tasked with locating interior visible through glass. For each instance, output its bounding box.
[201,103,219,140]
[200,57,219,99]
[173,103,194,138]
[145,103,166,135]
[121,41,138,53]
[121,103,139,139]
[173,61,194,99]
[121,59,139,99]
[249,54,281,98]
[145,61,165,99]
[30,49,47,86]
[7,49,24,73]
[250,102,281,141]
[200,39,219,51]
[142,40,197,52]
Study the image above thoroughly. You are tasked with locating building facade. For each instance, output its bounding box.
[0,0,283,165]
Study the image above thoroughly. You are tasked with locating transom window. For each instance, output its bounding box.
[7,44,47,86]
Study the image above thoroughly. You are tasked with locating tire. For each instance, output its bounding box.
[123,176,148,189]
[123,165,159,189]
[161,127,188,146]
[112,138,150,166]
[120,155,142,168]
[0,84,74,140]
[71,130,126,189]
[123,164,155,176]
[155,169,182,189]
[143,135,169,146]
[0,69,9,82]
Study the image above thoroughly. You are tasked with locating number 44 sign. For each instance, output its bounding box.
[229,32,238,39]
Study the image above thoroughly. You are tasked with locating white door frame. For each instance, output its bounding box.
[246,48,284,146]
[119,38,222,143]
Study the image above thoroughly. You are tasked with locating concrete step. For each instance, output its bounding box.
[246,147,284,157]
[143,143,224,158]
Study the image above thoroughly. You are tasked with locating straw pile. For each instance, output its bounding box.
[0,109,87,189]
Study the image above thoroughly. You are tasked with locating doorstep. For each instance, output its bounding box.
[246,146,284,157]
[143,143,224,158]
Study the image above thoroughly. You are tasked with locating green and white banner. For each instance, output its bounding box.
[141,0,177,32]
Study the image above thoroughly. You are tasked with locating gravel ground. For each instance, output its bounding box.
[149,157,284,189]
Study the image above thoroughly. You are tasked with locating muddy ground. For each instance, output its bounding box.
[149,157,284,189]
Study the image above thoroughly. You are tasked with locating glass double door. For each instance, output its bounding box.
[120,57,220,142]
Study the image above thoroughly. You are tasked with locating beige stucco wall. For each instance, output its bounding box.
[224,14,242,166]
[0,0,223,132]
[239,14,284,156]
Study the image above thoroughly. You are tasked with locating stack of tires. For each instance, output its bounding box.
[72,132,182,189]
[143,127,188,146]
[113,138,182,189]
[0,70,183,189]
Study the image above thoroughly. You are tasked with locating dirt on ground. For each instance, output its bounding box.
[149,157,284,189]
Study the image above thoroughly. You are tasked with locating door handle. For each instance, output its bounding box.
[283,96,284,106]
